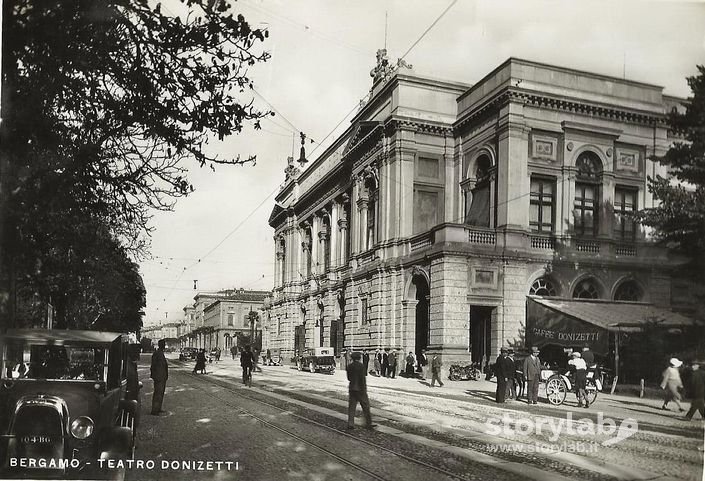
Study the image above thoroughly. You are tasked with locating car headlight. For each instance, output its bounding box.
[70,416,94,439]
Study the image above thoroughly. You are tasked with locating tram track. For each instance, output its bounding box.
[181,368,530,481]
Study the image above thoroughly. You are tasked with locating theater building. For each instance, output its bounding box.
[263,55,698,378]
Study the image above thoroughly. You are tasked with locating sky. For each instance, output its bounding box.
[140,0,705,326]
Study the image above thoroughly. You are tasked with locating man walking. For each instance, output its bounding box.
[430,353,444,387]
[523,346,541,405]
[241,345,254,387]
[346,351,375,430]
[661,358,685,412]
[388,350,397,379]
[685,361,705,420]
[150,339,168,415]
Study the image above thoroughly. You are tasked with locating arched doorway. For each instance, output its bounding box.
[412,274,430,358]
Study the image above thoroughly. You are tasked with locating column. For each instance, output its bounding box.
[330,203,340,269]
[318,225,329,274]
[338,206,349,266]
[357,198,368,251]
[311,216,320,276]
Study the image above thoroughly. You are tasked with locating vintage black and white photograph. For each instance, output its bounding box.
[1,0,704,480]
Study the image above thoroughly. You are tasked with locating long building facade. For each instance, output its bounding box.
[263,55,695,377]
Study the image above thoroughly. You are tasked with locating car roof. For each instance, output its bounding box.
[3,329,123,345]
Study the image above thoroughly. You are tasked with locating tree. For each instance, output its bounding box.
[1,0,271,327]
[636,66,705,266]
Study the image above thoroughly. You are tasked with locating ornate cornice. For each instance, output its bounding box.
[455,89,667,135]
[385,118,453,136]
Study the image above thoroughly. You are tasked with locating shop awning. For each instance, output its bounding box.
[526,296,700,355]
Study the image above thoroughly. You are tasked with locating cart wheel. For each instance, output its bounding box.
[546,376,567,405]
[309,362,315,373]
[586,380,598,406]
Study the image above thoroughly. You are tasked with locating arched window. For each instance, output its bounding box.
[573,278,601,299]
[529,277,558,297]
[465,154,494,227]
[614,280,642,301]
[574,151,602,237]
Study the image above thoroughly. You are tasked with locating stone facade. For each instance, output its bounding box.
[179,289,268,350]
[264,55,692,377]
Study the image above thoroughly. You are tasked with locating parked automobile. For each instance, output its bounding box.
[179,347,198,361]
[0,329,139,479]
[263,348,282,366]
[296,347,336,374]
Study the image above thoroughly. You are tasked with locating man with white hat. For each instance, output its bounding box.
[660,358,685,412]
[568,351,589,408]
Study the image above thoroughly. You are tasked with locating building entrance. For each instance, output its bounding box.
[413,275,430,357]
[469,305,493,365]
[294,324,306,354]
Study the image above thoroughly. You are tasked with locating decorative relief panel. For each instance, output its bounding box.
[615,147,641,174]
[470,266,498,289]
[531,134,558,162]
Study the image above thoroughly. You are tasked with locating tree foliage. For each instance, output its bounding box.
[636,66,705,263]
[1,0,270,330]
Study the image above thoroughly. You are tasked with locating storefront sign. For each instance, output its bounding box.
[527,299,609,354]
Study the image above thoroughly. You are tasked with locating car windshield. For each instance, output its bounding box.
[2,340,106,381]
[317,356,335,365]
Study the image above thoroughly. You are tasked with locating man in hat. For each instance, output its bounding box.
[346,351,375,430]
[568,351,589,408]
[523,346,542,405]
[506,349,517,400]
[685,361,705,420]
[430,352,444,387]
[661,358,685,412]
[150,339,168,415]
[495,347,512,403]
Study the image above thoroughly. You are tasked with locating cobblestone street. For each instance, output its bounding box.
[133,355,704,481]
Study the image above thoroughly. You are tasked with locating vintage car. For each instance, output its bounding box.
[179,347,198,361]
[0,329,139,479]
[296,347,336,374]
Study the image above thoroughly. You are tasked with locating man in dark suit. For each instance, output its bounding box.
[240,345,254,387]
[362,350,370,376]
[382,349,389,377]
[495,347,512,403]
[346,351,375,430]
[150,339,168,415]
[523,346,542,405]
[685,361,705,420]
